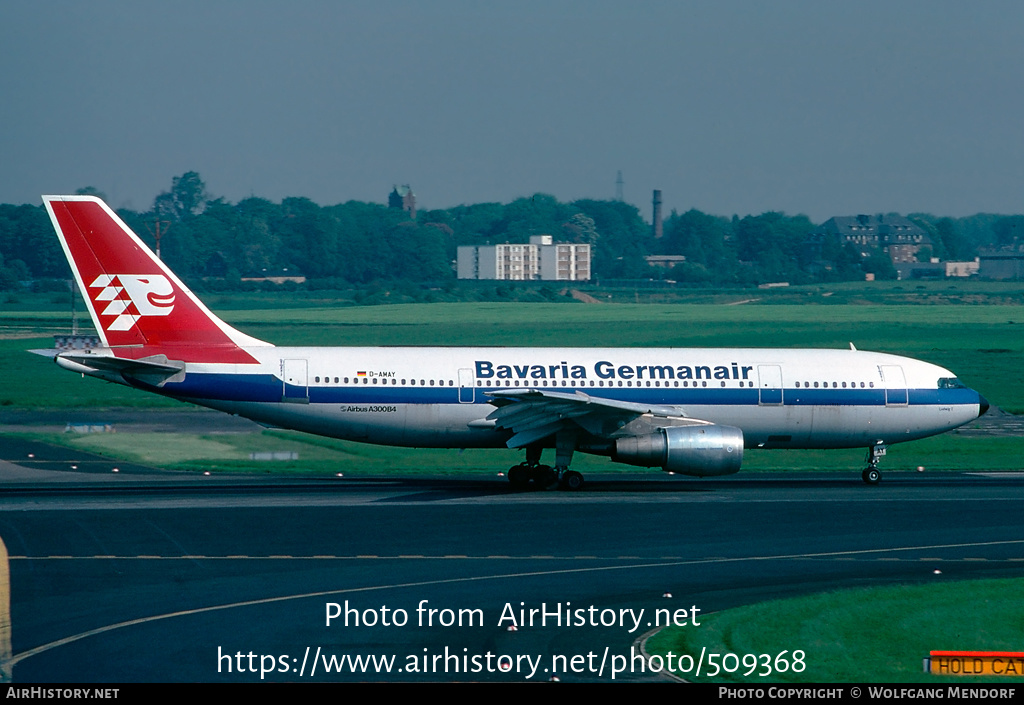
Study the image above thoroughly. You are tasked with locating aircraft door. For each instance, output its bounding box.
[283,359,309,402]
[458,367,475,403]
[758,365,783,405]
[881,365,908,406]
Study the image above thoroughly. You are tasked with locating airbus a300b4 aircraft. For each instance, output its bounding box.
[40,195,988,489]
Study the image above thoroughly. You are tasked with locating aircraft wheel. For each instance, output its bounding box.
[560,470,585,491]
[862,468,881,485]
[534,465,558,489]
[508,464,530,488]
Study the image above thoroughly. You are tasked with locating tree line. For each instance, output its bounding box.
[0,172,1020,291]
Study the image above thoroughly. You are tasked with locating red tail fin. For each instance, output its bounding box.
[43,195,270,363]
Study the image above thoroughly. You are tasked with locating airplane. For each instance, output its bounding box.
[39,195,988,489]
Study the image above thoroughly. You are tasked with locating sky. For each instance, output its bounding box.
[3,1,1024,222]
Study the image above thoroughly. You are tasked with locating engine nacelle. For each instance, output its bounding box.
[612,424,744,477]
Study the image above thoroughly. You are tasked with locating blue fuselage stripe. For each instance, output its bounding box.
[157,373,979,408]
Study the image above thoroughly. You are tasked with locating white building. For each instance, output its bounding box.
[945,259,980,277]
[457,235,591,281]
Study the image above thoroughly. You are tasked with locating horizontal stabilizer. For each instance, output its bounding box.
[54,351,186,386]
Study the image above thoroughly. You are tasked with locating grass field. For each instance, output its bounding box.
[8,426,1019,477]
[645,577,1024,683]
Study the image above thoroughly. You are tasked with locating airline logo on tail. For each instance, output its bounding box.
[90,274,176,331]
[43,194,272,362]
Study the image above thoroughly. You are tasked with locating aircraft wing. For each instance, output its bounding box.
[486,388,709,448]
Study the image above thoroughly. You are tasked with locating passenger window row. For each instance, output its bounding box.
[311,377,455,387]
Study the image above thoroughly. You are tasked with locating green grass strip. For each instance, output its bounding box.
[6,429,1022,477]
[645,578,1024,682]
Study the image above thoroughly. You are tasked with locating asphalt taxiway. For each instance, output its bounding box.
[1,443,1022,682]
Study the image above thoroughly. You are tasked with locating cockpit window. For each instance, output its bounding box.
[938,377,965,389]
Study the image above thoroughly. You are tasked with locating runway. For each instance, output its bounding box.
[1,463,1023,682]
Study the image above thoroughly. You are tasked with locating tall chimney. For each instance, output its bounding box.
[652,189,663,239]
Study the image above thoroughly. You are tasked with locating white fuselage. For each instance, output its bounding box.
[150,346,983,451]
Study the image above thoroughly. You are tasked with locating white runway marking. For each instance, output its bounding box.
[10,537,1024,668]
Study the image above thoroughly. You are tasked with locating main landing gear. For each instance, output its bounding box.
[507,462,557,489]
[862,443,887,485]
[507,437,585,491]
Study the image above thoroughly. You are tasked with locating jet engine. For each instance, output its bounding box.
[612,424,744,476]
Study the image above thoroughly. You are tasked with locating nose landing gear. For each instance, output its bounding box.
[862,443,887,485]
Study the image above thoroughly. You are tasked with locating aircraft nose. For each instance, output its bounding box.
[978,394,990,417]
